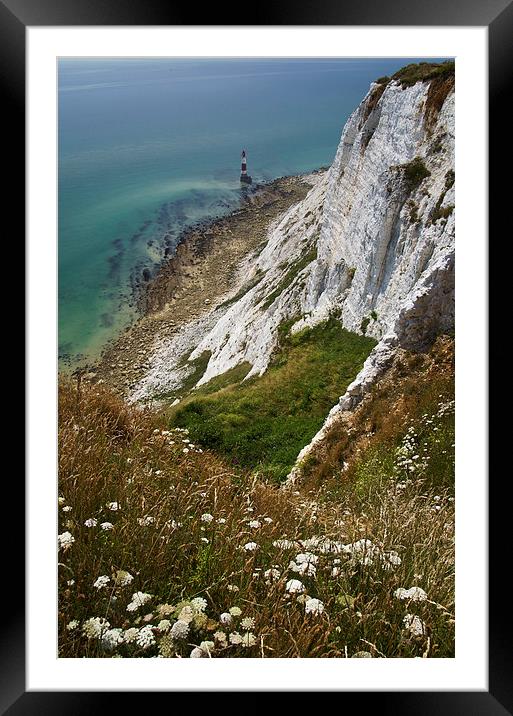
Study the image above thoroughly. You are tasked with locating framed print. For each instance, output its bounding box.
[5,0,508,709]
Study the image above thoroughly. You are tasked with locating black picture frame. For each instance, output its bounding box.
[5,0,508,710]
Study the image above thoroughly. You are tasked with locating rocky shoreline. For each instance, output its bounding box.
[84,173,318,397]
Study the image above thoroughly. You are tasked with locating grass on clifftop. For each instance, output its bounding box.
[165,318,376,483]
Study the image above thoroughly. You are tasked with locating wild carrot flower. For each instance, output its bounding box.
[240,617,255,631]
[82,617,110,639]
[114,570,134,587]
[191,597,208,613]
[248,520,261,529]
[178,606,194,623]
[66,620,79,631]
[190,647,204,658]
[286,579,305,594]
[93,575,110,590]
[58,531,75,551]
[136,625,156,649]
[264,568,281,584]
[84,518,97,528]
[62,505,72,513]
[201,513,214,523]
[394,587,428,602]
[157,619,171,633]
[123,628,139,643]
[229,632,243,645]
[403,614,426,637]
[214,631,227,644]
[126,592,152,612]
[170,620,190,640]
[100,522,113,531]
[243,542,258,552]
[305,598,325,616]
[229,606,242,617]
[220,612,232,625]
[102,628,124,650]
[107,502,120,511]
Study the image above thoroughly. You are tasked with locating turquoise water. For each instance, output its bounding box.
[58,57,437,367]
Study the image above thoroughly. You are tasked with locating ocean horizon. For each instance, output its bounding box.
[58,56,441,368]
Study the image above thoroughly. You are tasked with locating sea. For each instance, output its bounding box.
[58,57,439,369]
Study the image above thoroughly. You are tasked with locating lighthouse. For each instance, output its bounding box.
[240,149,252,184]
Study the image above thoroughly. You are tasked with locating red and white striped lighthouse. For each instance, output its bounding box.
[240,149,252,184]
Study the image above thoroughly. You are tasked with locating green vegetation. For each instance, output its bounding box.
[260,247,318,310]
[401,157,431,193]
[167,318,376,482]
[375,75,390,85]
[370,310,378,321]
[360,316,371,334]
[392,60,455,88]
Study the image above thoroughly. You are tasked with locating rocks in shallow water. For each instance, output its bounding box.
[142,268,151,282]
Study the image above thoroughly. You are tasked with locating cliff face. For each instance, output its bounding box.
[131,71,455,438]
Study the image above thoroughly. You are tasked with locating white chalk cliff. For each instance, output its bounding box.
[131,72,455,467]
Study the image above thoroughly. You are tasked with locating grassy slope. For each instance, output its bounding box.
[165,318,377,482]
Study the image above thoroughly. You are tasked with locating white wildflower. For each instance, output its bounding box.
[220,612,233,625]
[102,628,124,650]
[123,628,139,643]
[157,619,171,633]
[136,625,156,649]
[190,647,204,658]
[178,605,194,623]
[264,568,281,584]
[137,515,155,526]
[84,518,97,528]
[82,617,110,639]
[263,517,273,524]
[214,630,227,644]
[114,570,134,587]
[229,632,243,645]
[240,617,255,631]
[93,575,110,590]
[66,620,79,631]
[285,579,305,594]
[67,579,75,586]
[394,586,428,602]
[62,505,72,513]
[200,513,214,523]
[58,531,75,551]
[227,584,239,593]
[248,520,261,529]
[170,619,190,640]
[305,598,325,616]
[58,496,65,505]
[229,606,242,617]
[191,597,208,613]
[217,517,226,524]
[126,591,152,612]
[100,522,113,531]
[243,542,258,552]
[107,502,120,511]
[403,613,426,637]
